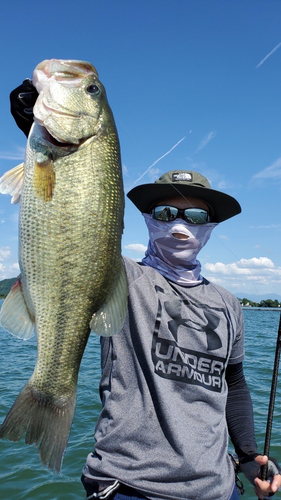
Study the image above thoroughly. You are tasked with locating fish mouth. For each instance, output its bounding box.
[34,100,82,145]
[34,59,98,93]
[32,59,101,145]
[46,131,75,148]
[34,101,97,146]
[35,122,80,149]
[37,98,82,121]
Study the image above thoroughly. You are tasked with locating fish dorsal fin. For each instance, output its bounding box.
[90,261,128,337]
[0,278,36,340]
[0,162,25,204]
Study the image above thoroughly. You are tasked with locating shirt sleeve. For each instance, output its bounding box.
[228,300,245,365]
[226,362,258,459]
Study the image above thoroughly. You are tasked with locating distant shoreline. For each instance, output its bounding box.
[242,306,280,311]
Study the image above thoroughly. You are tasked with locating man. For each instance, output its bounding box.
[10,81,281,500]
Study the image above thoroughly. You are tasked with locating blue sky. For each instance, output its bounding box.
[0,0,281,297]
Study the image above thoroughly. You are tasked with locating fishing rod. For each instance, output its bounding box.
[260,312,281,482]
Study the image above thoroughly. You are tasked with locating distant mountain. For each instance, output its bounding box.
[0,277,17,298]
[234,293,281,302]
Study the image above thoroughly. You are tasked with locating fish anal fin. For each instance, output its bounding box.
[0,162,25,204]
[33,159,55,202]
[0,277,36,340]
[0,381,76,473]
[90,261,128,337]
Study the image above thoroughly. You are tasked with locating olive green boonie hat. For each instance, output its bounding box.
[127,170,241,223]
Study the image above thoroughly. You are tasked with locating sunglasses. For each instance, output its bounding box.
[151,205,211,225]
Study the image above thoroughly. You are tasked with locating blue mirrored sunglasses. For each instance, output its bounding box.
[151,205,210,225]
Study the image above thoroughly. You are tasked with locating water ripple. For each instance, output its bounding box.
[0,300,280,499]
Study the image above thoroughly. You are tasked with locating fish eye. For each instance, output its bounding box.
[86,84,100,95]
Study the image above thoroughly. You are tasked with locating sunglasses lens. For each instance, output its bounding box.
[152,206,210,224]
[184,208,210,224]
[152,206,178,221]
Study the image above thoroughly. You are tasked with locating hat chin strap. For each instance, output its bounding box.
[142,214,218,287]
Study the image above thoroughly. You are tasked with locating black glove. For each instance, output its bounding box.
[239,454,281,492]
[10,79,38,137]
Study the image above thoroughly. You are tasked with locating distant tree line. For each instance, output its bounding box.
[238,298,281,308]
[0,277,17,299]
[0,279,280,308]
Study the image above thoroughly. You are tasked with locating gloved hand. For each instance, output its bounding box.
[10,79,38,137]
[240,454,281,498]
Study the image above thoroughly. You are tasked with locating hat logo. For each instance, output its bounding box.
[172,172,193,182]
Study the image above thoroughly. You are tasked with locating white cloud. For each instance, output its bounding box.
[122,164,128,176]
[217,181,228,190]
[0,147,25,161]
[0,247,11,261]
[249,224,281,229]
[195,131,216,153]
[10,212,19,223]
[203,257,281,290]
[124,243,147,254]
[253,157,281,181]
[0,261,19,280]
[205,256,276,274]
[237,257,274,269]
[0,247,18,280]
[148,168,160,182]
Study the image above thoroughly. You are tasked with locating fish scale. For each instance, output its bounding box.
[0,59,128,472]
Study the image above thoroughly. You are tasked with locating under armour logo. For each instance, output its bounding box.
[155,285,222,351]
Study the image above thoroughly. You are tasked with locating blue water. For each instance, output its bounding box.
[0,300,280,499]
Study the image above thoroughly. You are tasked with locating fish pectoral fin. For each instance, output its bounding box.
[90,261,128,337]
[33,158,55,201]
[0,162,25,204]
[0,278,36,340]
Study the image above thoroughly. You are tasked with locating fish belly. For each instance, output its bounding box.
[0,133,125,472]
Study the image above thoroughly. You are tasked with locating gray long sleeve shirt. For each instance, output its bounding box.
[83,257,245,500]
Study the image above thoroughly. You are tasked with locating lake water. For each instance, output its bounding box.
[0,300,280,499]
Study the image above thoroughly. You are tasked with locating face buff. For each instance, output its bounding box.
[142,213,218,286]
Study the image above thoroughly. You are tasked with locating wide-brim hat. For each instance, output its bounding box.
[127,170,241,223]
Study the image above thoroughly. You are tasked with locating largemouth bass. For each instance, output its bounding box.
[0,59,127,472]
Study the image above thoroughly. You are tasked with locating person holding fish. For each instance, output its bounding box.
[3,70,281,500]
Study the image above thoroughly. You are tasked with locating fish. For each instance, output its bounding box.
[0,59,127,472]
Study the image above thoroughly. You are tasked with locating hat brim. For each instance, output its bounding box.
[127,184,241,223]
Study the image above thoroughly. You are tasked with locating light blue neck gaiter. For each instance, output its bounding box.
[142,213,218,287]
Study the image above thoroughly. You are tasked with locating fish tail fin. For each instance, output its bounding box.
[90,260,128,336]
[0,381,77,473]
